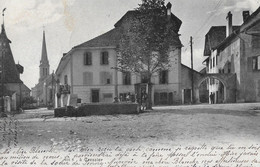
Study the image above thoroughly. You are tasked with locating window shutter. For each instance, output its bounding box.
[257,56,260,70]
[89,54,92,65]
[168,92,173,105]
[109,72,113,84]
[100,53,103,65]
[154,92,159,105]
[83,54,86,65]
[159,71,162,84]
[166,71,169,84]
[83,72,87,85]
[247,57,253,72]
[106,52,109,64]
[100,72,104,84]
[89,72,93,85]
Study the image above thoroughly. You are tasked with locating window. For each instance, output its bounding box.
[252,36,260,49]
[64,75,68,84]
[141,72,149,83]
[159,70,168,84]
[252,56,260,70]
[100,51,109,65]
[213,57,215,67]
[210,59,212,69]
[100,71,112,85]
[122,72,131,85]
[83,72,93,85]
[84,52,92,65]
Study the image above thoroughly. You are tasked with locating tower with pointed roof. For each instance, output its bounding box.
[0,9,30,111]
[39,30,50,82]
[0,21,22,84]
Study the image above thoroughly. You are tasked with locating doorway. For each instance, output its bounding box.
[91,89,99,103]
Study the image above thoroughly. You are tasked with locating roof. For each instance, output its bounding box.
[40,31,49,66]
[74,9,182,49]
[74,28,122,49]
[216,6,260,50]
[202,57,209,63]
[181,64,202,75]
[114,10,182,34]
[0,24,22,83]
[204,26,240,56]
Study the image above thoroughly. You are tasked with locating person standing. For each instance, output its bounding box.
[141,91,147,110]
[210,92,214,104]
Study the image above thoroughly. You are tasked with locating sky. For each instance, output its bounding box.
[0,0,259,88]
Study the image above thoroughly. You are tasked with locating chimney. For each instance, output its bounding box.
[226,11,233,37]
[242,11,250,22]
[166,2,172,18]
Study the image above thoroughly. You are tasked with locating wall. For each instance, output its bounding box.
[240,30,260,102]
[71,48,116,103]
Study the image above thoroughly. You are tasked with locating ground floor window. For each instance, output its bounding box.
[154,92,174,105]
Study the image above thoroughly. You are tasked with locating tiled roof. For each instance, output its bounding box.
[114,10,182,33]
[0,24,22,83]
[74,28,122,48]
[74,10,182,49]
[204,26,240,56]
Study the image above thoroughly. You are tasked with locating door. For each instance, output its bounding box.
[91,90,99,103]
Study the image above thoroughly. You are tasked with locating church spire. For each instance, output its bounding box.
[39,29,50,82]
[40,30,49,65]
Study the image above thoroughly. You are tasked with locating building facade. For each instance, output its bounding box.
[203,8,260,103]
[55,2,201,107]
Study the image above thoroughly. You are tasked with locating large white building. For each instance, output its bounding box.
[55,3,201,107]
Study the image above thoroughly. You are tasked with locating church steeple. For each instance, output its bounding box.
[39,30,50,82]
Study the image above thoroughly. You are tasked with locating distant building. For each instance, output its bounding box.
[0,23,30,111]
[203,7,260,103]
[55,2,202,107]
[31,31,56,107]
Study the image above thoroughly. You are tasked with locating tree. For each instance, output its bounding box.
[116,0,179,109]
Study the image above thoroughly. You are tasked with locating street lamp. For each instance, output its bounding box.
[0,40,7,117]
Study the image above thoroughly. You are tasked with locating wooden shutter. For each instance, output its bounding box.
[168,92,173,105]
[100,53,103,65]
[100,72,105,84]
[88,53,92,65]
[83,54,86,65]
[83,72,93,85]
[83,72,87,85]
[109,72,113,84]
[166,70,169,84]
[247,57,253,72]
[154,92,159,105]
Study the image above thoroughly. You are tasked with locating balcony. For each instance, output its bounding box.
[59,84,70,94]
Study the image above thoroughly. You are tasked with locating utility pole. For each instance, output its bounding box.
[190,36,194,104]
[51,71,54,108]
